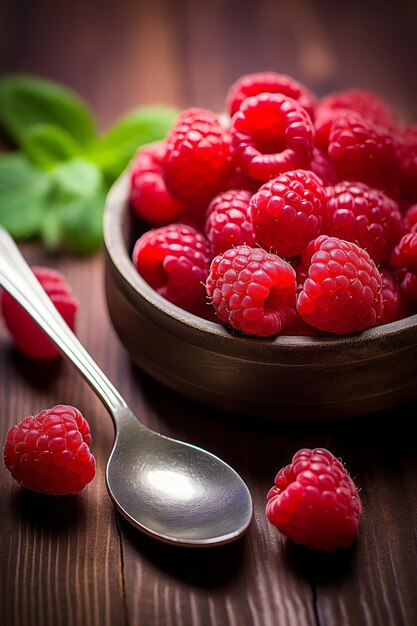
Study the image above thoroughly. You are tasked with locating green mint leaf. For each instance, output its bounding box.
[85,106,178,184]
[22,123,80,169]
[49,158,103,201]
[0,153,51,239]
[61,188,106,254]
[0,75,95,147]
[41,158,105,253]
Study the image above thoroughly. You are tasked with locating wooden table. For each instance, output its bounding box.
[1,1,417,625]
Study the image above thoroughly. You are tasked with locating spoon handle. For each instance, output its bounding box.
[0,227,127,417]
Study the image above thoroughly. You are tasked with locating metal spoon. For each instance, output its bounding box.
[0,227,253,546]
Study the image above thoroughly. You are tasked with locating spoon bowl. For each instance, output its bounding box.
[0,227,253,547]
[108,407,252,545]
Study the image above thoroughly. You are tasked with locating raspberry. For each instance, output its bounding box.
[204,189,256,256]
[400,271,417,302]
[223,166,260,194]
[162,108,234,205]
[314,107,351,151]
[297,236,383,334]
[328,112,398,189]
[1,267,78,359]
[231,93,315,182]
[206,245,297,337]
[3,405,96,495]
[403,204,417,232]
[390,231,417,272]
[379,268,411,325]
[226,71,316,120]
[399,125,417,201]
[130,142,185,226]
[317,88,397,131]
[266,448,362,552]
[323,181,403,264]
[249,169,326,257]
[132,223,211,317]
[308,146,337,185]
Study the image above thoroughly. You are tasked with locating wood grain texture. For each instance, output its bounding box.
[1,1,417,625]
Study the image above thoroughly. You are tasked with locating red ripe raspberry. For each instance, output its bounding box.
[132,223,211,317]
[399,125,417,201]
[328,113,398,189]
[297,236,383,334]
[323,181,403,264]
[308,146,337,185]
[390,232,417,272]
[266,448,362,552]
[130,142,185,226]
[249,169,326,257]
[314,107,351,151]
[226,71,316,120]
[204,189,256,256]
[401,271,417,302]
[162,108,234,205]
[223,166,260,194]
[231,93,315,182]
[403,204,417,232]
[206,245,297,337]
[3,405,95,495]
[379,268,411,325]
[317,89,397,132]
[1,267,78,360]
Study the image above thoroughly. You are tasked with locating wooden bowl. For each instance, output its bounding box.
[103,173,417,420]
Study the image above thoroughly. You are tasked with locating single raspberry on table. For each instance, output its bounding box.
[3,405,96,495]
[249,169,326,257]
[130,142,185,226]
[266,447,362,552]
[297,236,383,334]
[1,267,78,360]
[323,181,403,264]
[204,189,256,256]
[328,112,398,189]
[162,108,234,205]
[231,92,315,182]
[132,223,211,318]
[316,88,398,132]
[206,245,297,337]
[226,71,316,120]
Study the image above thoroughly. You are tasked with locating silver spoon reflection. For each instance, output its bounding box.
[0,227,253,546]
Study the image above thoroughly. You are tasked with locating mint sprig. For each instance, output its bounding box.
[0,74,177,254]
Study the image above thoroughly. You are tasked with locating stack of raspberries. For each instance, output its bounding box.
[129,72,417,337]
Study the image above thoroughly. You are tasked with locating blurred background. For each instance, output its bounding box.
[1,0,417,129]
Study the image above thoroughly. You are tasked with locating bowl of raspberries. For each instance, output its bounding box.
[104,71,417,420]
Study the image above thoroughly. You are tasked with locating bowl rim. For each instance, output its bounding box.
[104,171,417,351]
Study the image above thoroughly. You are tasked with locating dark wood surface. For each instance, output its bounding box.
[1,1,417,625]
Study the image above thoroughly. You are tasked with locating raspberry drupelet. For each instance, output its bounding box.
[206,245,297,337]
[162,108,234,205]
[226,71,316,120]
[231,93,315,182]
[3,405,96,495]
[132,223,211,318]
[1,266,78,359]
[323,181,403,265]
[130,142,185,226]
[297,236,383,334]
[204,189,256,256]
[266,447,362,552]
[249,169,326,258]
